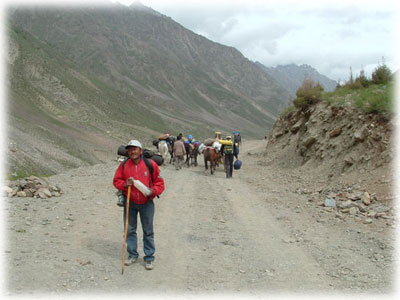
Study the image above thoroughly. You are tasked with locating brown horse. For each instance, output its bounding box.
[187,143,199,167]
[203,147,221,174]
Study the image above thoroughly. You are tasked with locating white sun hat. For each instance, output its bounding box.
[125,140,142,149]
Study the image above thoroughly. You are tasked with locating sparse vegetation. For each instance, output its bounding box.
[292,79,324,109]
[280,105,296,118]
[332,63,394,114]
[281,63,395,118]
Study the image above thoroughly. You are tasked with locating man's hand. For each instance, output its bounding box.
[148,188,154,197]
[125,177,134,187]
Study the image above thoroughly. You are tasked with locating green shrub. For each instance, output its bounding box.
[280,105,296,117]
[354,82,393,114]
[293,79,324,109]
[371,64,392,84]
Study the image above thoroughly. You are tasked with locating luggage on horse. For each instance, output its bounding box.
[204,138,215,146]
[234,159,242,170]
[212,141,222,152]
[219,139,233,146]
[198,143,205,154]
[158,133,170,140]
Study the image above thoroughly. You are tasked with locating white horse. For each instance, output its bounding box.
[158,140,169,165]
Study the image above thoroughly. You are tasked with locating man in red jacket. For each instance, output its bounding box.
[113,139,165,270]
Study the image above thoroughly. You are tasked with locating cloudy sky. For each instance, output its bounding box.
[2,0,399,82]
[117,0,398,83]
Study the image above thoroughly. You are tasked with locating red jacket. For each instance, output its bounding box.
[113,157,165,204]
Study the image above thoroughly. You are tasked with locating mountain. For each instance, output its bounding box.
[6,3,292,177]
[256,63,337,97]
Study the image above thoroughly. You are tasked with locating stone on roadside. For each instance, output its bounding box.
[324,198,336,207]
[37,191,47,199]
[361,192,371,205]
[2,186,13,196]
[339,200,354,209]
[38,188,52,198]
[24,190,34,197]
[349,207,359,215]
[17,191,26,197]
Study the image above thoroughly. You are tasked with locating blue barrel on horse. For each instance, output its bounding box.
[234,159,242,170]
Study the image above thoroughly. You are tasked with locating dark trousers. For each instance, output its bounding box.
[123,199,155,262]
[225,154,234,178]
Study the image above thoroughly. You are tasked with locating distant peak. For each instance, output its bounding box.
[129,1,144,7]
[129,1,161,16]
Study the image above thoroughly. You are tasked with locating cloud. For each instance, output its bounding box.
[137,0,398,81]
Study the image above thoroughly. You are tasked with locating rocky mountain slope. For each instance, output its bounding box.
[257,63,337,97]
[6,2,292,178]
[264,98,394,210]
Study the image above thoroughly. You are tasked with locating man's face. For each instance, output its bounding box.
[127,146,143,160]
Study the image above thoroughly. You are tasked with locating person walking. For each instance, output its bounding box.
[113,139,165,270]
[220,136,238,178]
[173,135,186,170]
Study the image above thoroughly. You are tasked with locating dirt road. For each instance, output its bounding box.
[4,140,395,296]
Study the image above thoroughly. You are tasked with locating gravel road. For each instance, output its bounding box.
[4,140,395,297]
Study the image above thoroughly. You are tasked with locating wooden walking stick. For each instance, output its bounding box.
[121,185,131,275]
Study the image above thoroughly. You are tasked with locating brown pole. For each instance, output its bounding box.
[121,185,131,274]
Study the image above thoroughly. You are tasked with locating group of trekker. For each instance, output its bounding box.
[158,131,242,177]
[112,131,241,271]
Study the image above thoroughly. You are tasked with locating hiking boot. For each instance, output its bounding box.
[145,260,154,270]
[124,257,137,266]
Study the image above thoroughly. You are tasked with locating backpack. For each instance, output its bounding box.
[117,145,164,166]
[224,144,234,155]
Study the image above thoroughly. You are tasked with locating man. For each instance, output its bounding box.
[220,136,238,178]
[113,140,165,270]
[173,135,186,170]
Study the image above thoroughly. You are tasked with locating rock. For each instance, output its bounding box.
[24,190,34,197]
[38,188,52,198]
[329,127,342,138]
[363,218,373,224]
[344,156,354,166]
[2,186,14,197]
[17,191,26,197]
[290,119,304,133]
[361,192,371,205]
[339,200,355,209]
[349,207,359,215]
[37,191,47,199]
[303,136,317,148]
[353,125,368,143]
[324,198,336,207]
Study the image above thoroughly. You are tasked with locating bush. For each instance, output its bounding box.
[280,105,296,118]
[354,82,394,114]
[371,64,392,84]
[293,79,324,109]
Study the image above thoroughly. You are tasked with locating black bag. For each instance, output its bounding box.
[117,146,164,166]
